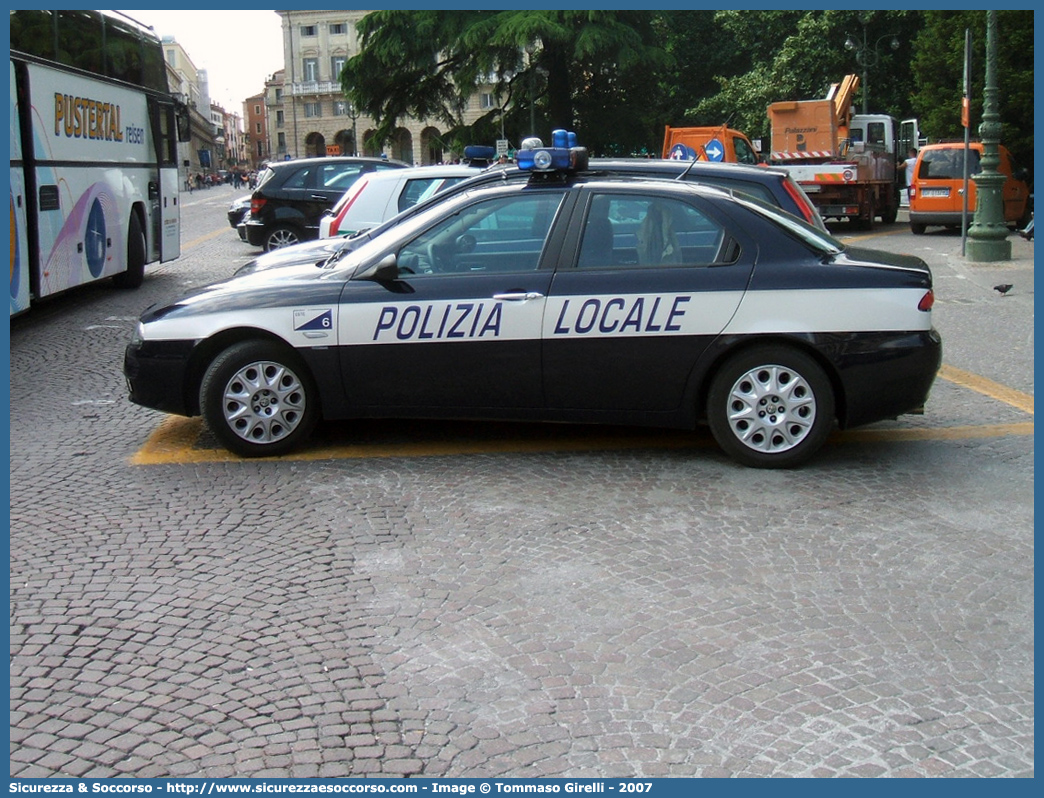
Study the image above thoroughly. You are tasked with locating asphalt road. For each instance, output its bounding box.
[9,184,1034,778]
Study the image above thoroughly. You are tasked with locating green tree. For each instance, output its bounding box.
[341,10,668,155]
[690,11,923,145]
[910,10,1034,175]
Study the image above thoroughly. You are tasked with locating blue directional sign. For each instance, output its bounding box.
[704,138,724,162]
[668,143,696,160]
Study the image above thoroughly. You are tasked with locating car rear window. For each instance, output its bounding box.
[919,149,980,180]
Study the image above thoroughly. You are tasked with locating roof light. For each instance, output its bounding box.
[517,129,587,173]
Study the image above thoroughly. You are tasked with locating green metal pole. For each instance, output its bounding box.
[966,10,1011,262]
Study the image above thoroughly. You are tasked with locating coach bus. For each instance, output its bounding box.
[10,9,189,316]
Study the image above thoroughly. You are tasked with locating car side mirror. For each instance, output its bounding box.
[356,253,400,282]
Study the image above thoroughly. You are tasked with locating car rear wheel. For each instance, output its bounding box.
[200,340,319,457]
[910,222,927,235]
[264,224,301,251]
[707,345,835,468]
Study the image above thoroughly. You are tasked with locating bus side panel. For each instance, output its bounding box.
[10,62,31,315]
[23,61,156,297]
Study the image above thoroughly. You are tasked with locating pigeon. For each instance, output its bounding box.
[994,284,1013,295]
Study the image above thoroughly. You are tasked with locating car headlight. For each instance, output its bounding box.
[129,321,145,346]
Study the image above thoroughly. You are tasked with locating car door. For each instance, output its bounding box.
[338,189,573,411]
[542,188,756,413]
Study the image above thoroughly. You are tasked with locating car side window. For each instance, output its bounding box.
[397,193,565,276]
[282,166,313,190]
[398,178,443,212]
[577,194,730,269]
[322,163,364,190]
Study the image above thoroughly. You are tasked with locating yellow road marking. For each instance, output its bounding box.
[938,364,1034,415]
[182,226,231,251]
[130,416,1033,466]
[836,228,907,243]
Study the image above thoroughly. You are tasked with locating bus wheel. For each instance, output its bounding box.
[114,214,146,288]
[200,340,319,457]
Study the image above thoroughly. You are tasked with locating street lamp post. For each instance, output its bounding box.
[966,11,1011,262]
[347,102,360,156]
[524,41,537,137]
[845,19,900,115]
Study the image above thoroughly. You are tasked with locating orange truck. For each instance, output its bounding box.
[767,75,919,228]
[662,125,761,165]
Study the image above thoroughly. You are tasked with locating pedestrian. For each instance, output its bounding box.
[901,148,918,203]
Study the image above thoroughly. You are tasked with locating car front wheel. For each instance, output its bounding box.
[707,345,835,468]
[200,340,319,457]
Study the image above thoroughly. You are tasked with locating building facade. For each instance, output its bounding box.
[244,93,268,169]
[160,36,218,184]
[272,10,493,164]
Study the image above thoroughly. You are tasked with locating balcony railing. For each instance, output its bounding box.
[287,81,340,96]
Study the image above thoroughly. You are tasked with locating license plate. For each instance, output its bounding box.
[801,184,822,193]
[920,187,950,198]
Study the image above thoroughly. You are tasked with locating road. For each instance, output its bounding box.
[9,183,1034,778]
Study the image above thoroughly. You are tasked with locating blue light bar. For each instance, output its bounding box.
[517,129,584,173]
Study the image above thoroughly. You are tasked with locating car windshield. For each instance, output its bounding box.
[733,193,844,255]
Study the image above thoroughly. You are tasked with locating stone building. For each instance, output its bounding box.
[243,92,268,169]
[271,10,495,165]
[159,36,218,183]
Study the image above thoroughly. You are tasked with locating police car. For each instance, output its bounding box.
[124,131,941,468]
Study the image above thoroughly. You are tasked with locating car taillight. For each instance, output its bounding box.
[909,186,917,199]
[783,178,818,226]
[918,290,934,312]
[250,197,267,215]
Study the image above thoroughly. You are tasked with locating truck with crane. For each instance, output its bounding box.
[767,75,919,228]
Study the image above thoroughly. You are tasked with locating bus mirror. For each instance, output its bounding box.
[175,101,191,143]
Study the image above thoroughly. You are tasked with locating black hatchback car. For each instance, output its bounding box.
[244,156,408,251]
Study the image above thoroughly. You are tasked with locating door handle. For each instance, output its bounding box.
[310,194,327,200]
[493,292,544,301]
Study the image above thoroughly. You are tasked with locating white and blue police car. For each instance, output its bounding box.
[125,131,941,468]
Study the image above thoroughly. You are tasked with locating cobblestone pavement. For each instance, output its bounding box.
[9,188,1034,777]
